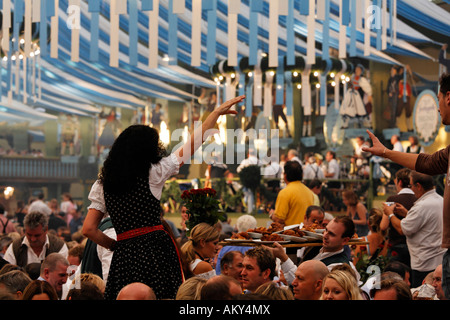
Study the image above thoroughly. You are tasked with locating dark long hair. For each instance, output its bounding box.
[99,125,167,194]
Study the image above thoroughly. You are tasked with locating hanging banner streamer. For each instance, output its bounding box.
[253,53,263,107]
[109,0,120,67]
[286,0,295,66]
[275,56,284,105]
[322,0,331,60]
[50,0,59,59]
[350,0,357,57]
[306,0,315,65]
[2,0,11,52]
[364,0,371,56]
[374,0,382,50]
[235,59,246,107]
[284,71,293,116]
[264,71,274,118]
[69,0,80,62]
[302,65,312,116]
[141,0,153,10]
[392,0,397,43]
[204,0,217,66]
[382,0,387,50]
[24,0,32,57]
[147,0,159,68]
[299,0,308,15]
[269,0,279,67]
[245,74,254,117]
[191,0,202,67]
[339,0,348,59]
[13,0,24,52]
[129,0,138,66]
[168,0,179,65]
[228,0,240,67]
[249,0,262,66]
[89,0,101,62]
[320,59,332,115]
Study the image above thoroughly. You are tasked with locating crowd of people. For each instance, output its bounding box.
[0,74,449,302]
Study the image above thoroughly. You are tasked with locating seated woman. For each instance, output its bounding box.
[352,208,388,265]
[181,223,221,280]
[342,190,369,237]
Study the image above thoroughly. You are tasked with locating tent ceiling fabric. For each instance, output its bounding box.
[0,0,448,122]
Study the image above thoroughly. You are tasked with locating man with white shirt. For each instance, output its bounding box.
[391,134,404,152]
[303,154,325,181]
[4,211,68,268]
[383,171,446,288]
[324,151,340,189]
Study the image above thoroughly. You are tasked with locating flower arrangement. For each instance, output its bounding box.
[181,188,222,232]
[353,244,391,285]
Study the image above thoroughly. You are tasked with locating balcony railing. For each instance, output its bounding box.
[0,157,79,182]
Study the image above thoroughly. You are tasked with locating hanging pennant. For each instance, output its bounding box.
[32,0,41,22]
[141,0,153,11]
[263,71,273,118]
[168,0,179,65]
[89,0,100,62]
[299,0,308,15]
[284,71,293,116]
[50,0,59,59]
[13,0,24,52]
[248,0,262,66]
[148,0,159,68]
[392,0,397,44]
[322,0,331,60]
[228,0,240,66]
[364,0,371,56]
[306,0,315,65]
[236,58,246,107]
[286,0,294,66]
[350,0,357,57]
[320,59,332,115]
[109,0,120,67]
[302,65,312,116]
[129,0,138,66]
[191,0,202,67]
[374,0,382,50]
[275,56,284,105]
[269,0,279,67]
[69,0,80,62]
[245,74,254,117]
[382,0,387,50]
[173,0,185,14]
[25,0,32,57]
[253,52,263,106]
[339,0,347,59]
[1,0,11,51]
[204,0,217,66]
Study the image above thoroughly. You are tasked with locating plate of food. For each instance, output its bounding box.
[225,238,255,243]
[259,233,288,243]
[302,230,324,239]
[278,234,308,243]
[228,232,254,242]
[273,224,301,234]
[254,240,291,244]
[247,232,263,239]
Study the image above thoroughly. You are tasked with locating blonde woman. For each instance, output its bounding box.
[181,223,221,279]
[175,276,207,300]
[254,281,294,300]
[320,270,364,300]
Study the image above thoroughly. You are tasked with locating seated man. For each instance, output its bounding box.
[240,246,276,293]
[270,216,356,285]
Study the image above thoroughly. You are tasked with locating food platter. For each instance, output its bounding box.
[278,234,308,243]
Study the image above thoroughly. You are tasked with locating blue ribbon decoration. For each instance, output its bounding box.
[245,74,254,117]
[205,0,217,66]
[276,56,285,105]
[235,59,246,106]
[342,0,350,26]
[40,0,48,56]
[284,71,293,116]
[375,0,382,50]
[320,59,332,109]
[168,0,178,65]
[249,0,262,66]
[322,0,331,60]
[141,0,153,11]
[129,0,138,66]
[89,0,100,62]
[299,0,309,15]
[286,0,295,66]
[350,0,357,57]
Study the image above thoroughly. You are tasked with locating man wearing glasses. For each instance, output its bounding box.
[363,73,450,299]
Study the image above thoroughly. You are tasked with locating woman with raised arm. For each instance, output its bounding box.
[82,95,245,300]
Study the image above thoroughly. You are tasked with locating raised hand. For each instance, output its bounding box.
[215,95,245,116]
[362,130,387,157]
